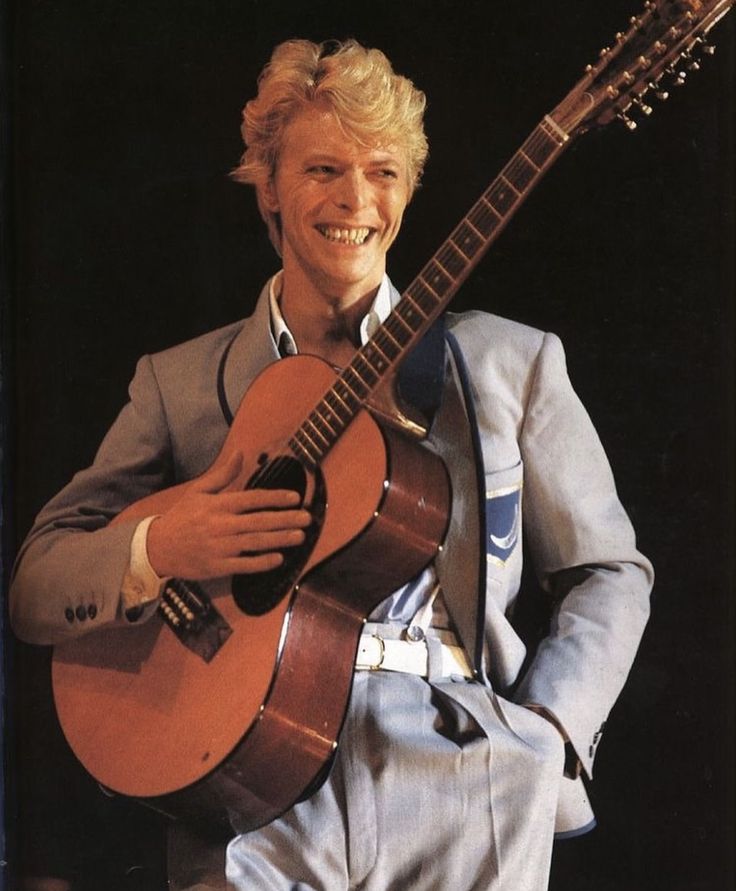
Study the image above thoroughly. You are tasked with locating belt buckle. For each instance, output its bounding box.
[368,634,386,670]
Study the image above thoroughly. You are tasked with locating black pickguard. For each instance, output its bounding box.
[232,455,326,616]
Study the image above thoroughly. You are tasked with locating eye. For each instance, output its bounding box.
[307,165,336,177]
[377,168,399,179]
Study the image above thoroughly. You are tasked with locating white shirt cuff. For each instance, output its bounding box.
[120,515,169,622]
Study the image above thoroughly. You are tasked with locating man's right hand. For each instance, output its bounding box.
[146,450,312,580]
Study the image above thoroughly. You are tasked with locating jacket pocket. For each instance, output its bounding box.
[485,459,523,570]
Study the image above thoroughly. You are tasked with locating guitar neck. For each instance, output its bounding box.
[288,0,734,468]
[288,115,572,467]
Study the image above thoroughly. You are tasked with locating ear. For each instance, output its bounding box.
[260,176,280,214]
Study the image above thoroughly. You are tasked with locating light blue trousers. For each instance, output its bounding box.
[169,667,565,890]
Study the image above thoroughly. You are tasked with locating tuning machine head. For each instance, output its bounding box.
[617,111,638,131]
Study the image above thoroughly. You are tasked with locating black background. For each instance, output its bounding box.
[4,1,734,888]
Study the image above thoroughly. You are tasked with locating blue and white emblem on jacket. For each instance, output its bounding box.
[486,483,522,567]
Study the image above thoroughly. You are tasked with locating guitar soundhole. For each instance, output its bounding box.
[232,455,325,616]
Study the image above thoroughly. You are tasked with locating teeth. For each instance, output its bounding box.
[317,226,371,245]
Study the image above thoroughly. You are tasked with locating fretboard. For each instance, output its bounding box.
[289,115,570,467]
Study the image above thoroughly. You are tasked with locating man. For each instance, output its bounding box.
[11,39,653,890]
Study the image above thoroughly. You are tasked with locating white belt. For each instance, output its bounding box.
[355,633,474,679]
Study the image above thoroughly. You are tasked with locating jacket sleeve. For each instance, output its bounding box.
[513,331,654,778]
[10,355,175,646]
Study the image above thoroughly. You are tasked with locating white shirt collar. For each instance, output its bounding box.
[268,271,393,357]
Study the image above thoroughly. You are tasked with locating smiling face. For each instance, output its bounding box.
[261,106,411,310]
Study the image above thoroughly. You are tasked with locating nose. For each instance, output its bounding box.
[332,169,368,211]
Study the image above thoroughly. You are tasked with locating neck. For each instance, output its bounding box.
[279,269,382,366]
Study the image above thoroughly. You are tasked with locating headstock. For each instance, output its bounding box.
[551,0,733,135]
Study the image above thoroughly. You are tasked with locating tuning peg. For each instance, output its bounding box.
[687,60,701,71]
[617,112,638,131]
[632,97,653,116]
[694,36,717,55]
[647,79,669,101]
[666,65,687,86]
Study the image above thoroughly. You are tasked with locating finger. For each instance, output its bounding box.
[194,451,244,495]
[219,509,312,534]
[216,488,305,513]
[229,528,307,554]
[222,553,286,575]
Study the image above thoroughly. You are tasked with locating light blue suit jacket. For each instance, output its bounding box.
[11,277,653,833]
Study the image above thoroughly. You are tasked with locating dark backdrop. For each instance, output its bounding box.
[4,1,734,889]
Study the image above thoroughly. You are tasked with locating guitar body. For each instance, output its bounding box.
[52,354,450,831]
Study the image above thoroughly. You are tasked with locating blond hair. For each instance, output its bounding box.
[232,39,428,251]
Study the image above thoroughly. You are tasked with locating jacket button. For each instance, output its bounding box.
[64,608,75,623]
[88,604,97,619]
[75,605,88,621]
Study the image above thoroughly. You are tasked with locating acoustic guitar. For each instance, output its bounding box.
[52,0,733,832]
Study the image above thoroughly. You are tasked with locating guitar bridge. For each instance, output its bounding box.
[158,579,232,663]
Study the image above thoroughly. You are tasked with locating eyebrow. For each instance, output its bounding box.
[301,150,403,167]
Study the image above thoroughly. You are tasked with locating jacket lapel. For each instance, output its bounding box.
[221,280,281,419]
[429,351,485,676]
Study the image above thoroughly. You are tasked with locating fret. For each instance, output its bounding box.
[486,181,517,217]
[325,389,353,422]
[289,434,313,463]
[330,385,359,418]
[403,291,429,319]
[293,428,321,463]
[421,258,453,297]
[371,329,396,365]
[435,243,467,279]
[447,236,473,265]
[396,296,427,333]
[453,220,484,258]
[362,340,392,373]
[319,398,345,428]
[503,156,537,194]
[406,279,440,316]
[390,308,415,336]
[417,275,440,302]
[519,148,540,172]
[469,198,502,239]
[380,324,403,351]
[479,194,502,219]
[373,330,401,361]
[352,353,380,386]
[311,406,337,438]
[523,128,560,169]
[305,416,330,448]
[499,173,521,197]
[338,373,364,404]
[384,314,412,348]
[342,361,370,399]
